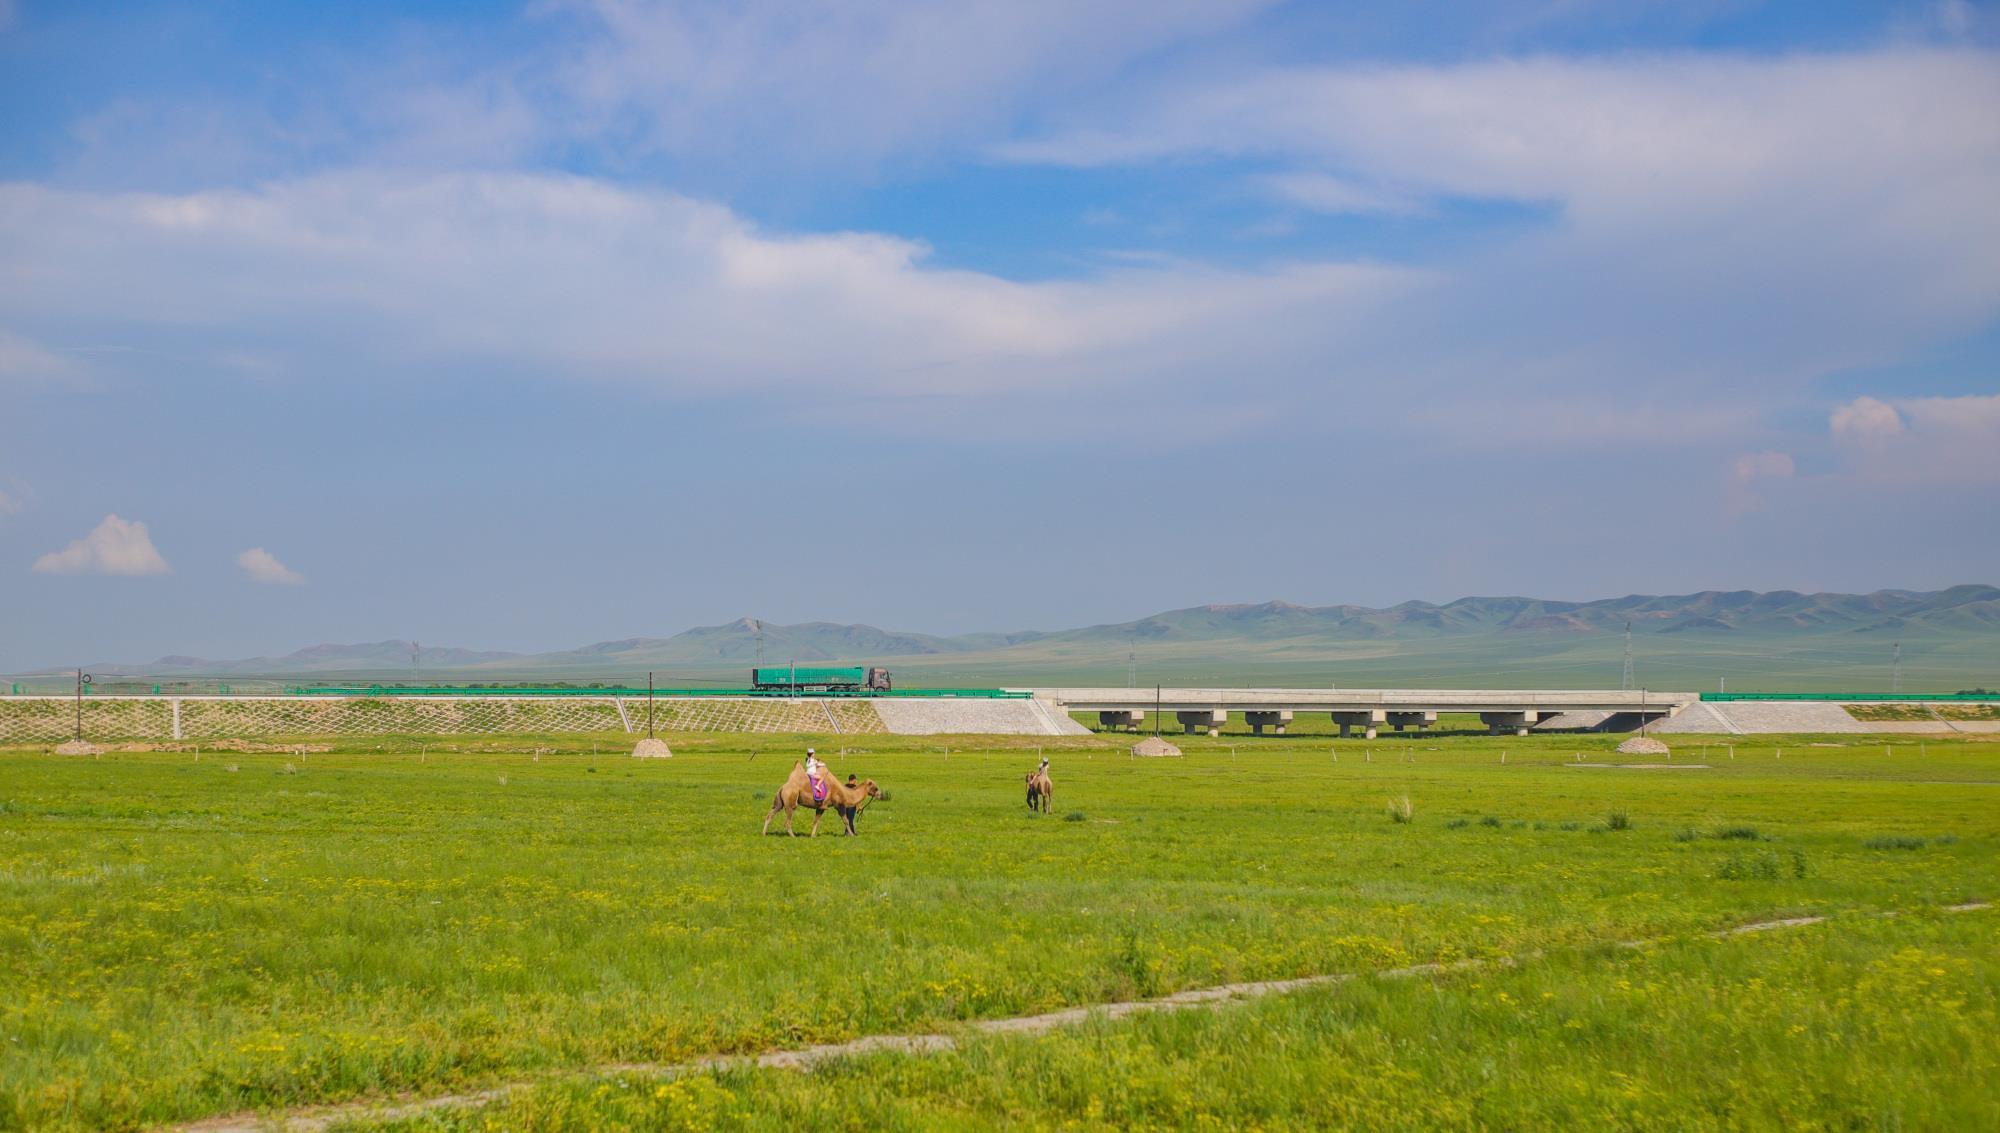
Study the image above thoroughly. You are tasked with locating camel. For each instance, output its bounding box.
[1025,765,1053,813]
[762,761,882,837]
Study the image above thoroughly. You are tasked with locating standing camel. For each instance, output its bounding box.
[1025,762,1053,813]
[762,761,882,836]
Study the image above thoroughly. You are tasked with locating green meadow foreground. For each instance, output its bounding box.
[1,732,1995,1130]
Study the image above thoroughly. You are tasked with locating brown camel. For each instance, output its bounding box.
[1025,765,1053,813]
[762,761,881,836]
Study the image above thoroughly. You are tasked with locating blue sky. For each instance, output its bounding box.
[2,0,1998,669]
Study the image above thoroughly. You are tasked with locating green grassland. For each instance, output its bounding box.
[356,911,1998,1132]
[2,729,1996,1130]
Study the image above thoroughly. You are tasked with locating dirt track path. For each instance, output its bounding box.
[171,901,1990,1133]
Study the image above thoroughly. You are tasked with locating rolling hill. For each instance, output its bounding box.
[20,586,2000,693]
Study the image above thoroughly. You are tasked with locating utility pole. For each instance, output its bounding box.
[1621,622,1635,691]
[1892,642,1902,694]
[647,671,656,738]
[74,669,92,742]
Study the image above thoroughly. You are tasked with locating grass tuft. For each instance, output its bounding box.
[1386,795,1414,823]
[1717,849,1809,881]
[1863,835,1927,851]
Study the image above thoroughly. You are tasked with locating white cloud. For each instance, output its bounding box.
[1830,395,1905,444]
[1256,172,1424,216]
[1006,50,2000,325]
[545,0,1273,169]
[0,329,82,383]
[236,547,305,585]
[995,49,2000,424]
[32,515,171,576]
[0,171,1416,411]
[1725,450,1796,515]
[1937,0,1977,38]
[1831,392,2000,483]
[1006,51,2000,212]
[7,47,1998,447]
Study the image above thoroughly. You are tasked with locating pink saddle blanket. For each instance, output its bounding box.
[809,774,829,804]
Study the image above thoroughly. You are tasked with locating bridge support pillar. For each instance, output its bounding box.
[1177,709,1226,737]
[1245,710,1293,735]
[1331,710,1386,740]
[1480,711,1542,737]
[1387,710,1435,732]
[1097,710,1145,733]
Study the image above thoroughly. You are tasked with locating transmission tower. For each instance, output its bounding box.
[1620,622,1635,691]
[1127,636,1137,688]
[754,621,765,669]
[1892,641,1902,693]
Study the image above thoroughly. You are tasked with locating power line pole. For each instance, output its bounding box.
[74,669,92,742]
[1621,622,1635,691]
[1892,641,1902,693]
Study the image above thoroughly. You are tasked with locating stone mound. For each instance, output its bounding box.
[54,740,103,756]
[1131,736,1182,757]
[631,737,673,758]
[1615,735,1670,756]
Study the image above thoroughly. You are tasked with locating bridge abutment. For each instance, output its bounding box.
[1097,710,1145,733]
[1331,709,1386,739]
[1481,710,1544,737]
[1387,710,1435,732]
[1176,709,1227,736]
[1245,710,1292,735]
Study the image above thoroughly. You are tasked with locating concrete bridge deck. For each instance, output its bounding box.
[1029,687,1695,737]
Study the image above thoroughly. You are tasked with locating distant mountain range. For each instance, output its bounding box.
[25,585,2000,693]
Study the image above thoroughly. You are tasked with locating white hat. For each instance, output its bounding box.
[807,747,816,754]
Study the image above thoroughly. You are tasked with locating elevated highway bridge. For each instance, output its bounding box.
[1029,687,1696,737]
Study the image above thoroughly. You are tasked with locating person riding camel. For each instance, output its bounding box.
[804,747,829,804]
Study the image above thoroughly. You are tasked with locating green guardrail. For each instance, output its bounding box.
[1703,691,2000,702]
[284,686,1031,699]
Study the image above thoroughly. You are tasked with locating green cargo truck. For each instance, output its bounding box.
[749,666,892,693]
